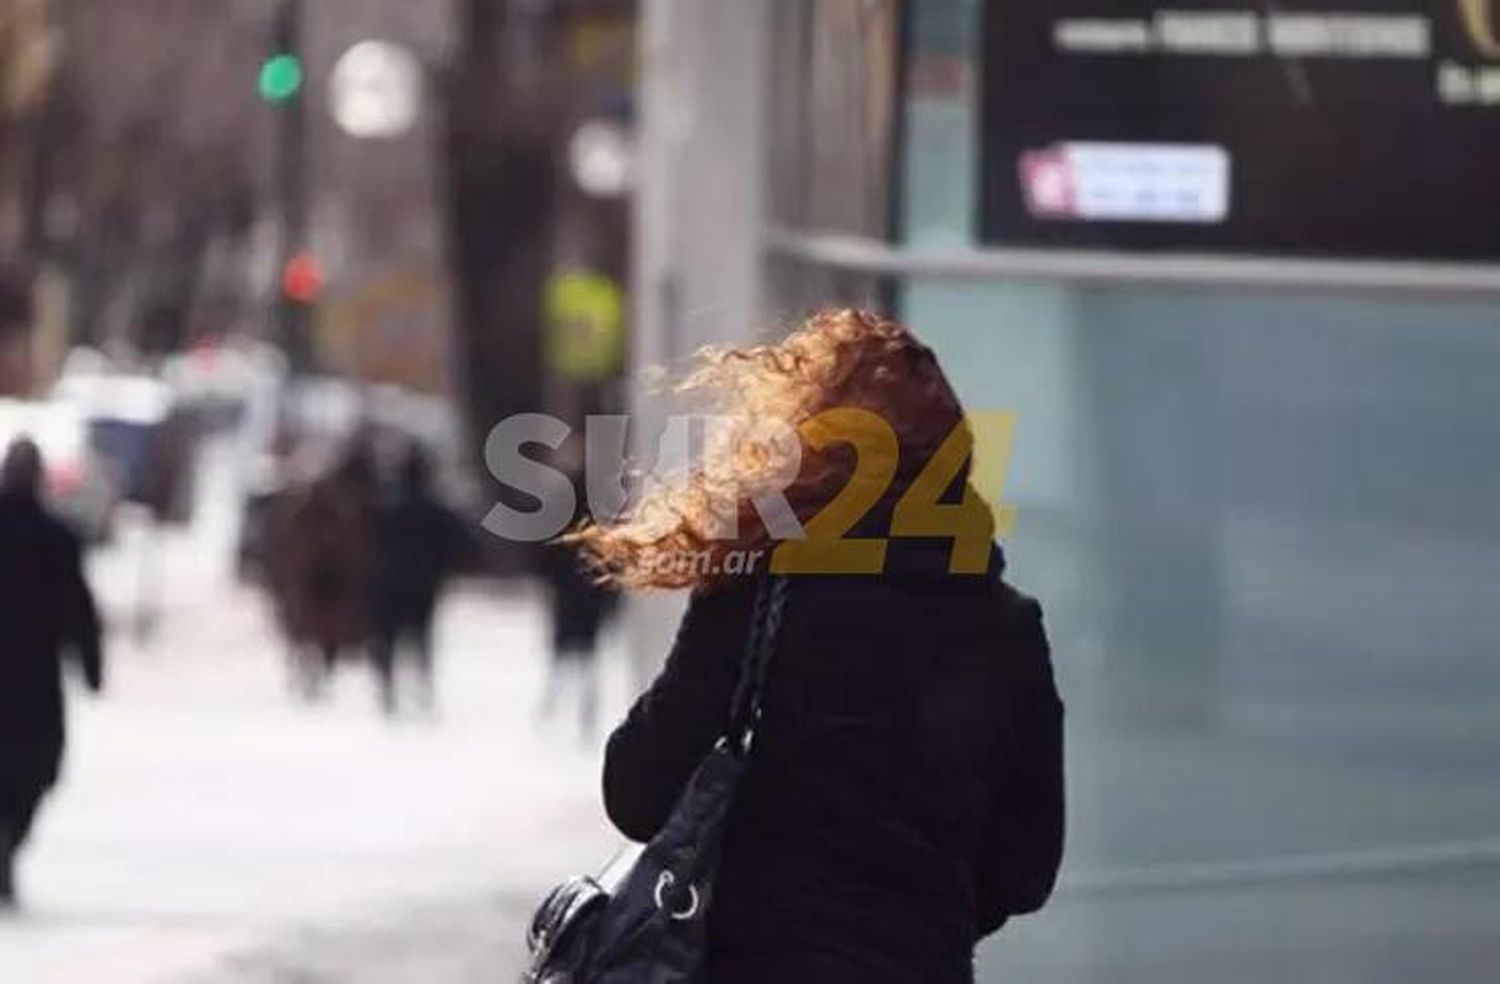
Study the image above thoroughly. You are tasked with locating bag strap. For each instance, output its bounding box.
[726,574,790,752]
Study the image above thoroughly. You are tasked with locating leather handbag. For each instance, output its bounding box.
[522,575,790,984]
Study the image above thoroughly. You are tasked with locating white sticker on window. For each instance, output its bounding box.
[1019,142,1231,224]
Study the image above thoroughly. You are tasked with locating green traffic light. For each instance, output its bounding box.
[259,54,304,103]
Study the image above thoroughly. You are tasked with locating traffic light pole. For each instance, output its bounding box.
[271,0,312,374]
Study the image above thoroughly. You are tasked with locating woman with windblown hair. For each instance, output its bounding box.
[574,310,1064,983]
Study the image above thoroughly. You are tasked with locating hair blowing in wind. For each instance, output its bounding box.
[570,308,981,589]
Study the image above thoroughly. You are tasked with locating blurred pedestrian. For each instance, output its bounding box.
[0,437,104,910]
[576,310,1065,982]
[535,265,625,740]
[536,453,617,741]
[537,536,615,740]
[370,445,467,716]
[265,436,378,699]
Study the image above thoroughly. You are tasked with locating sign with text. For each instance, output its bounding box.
[980,2,1500,260]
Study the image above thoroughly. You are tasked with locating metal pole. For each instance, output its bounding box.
[271,0,311,373]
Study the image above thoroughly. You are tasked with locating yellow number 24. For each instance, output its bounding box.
[771,408,1017,575]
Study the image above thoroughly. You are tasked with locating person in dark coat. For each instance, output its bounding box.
[537,530,617,738]
[370,445,467,716]
[0,437,103,908]
[603,549,1062,982]
[537,473,620,740]
[575,310,1065,982]
[265,439,378,699]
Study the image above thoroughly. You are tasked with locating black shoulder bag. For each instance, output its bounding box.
[522,575,790,984]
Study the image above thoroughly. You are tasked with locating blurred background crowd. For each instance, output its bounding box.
[1,1,1499,982]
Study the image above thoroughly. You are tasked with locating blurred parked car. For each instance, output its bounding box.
[161,338,285,432]
[52,354,200,525]
[0,398,122,544]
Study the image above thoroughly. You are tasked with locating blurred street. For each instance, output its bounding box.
[5,2,1500,980]
[0,439,620,983]
[4,440,1498,984]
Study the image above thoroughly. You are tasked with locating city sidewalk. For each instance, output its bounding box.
[1,535,628,983]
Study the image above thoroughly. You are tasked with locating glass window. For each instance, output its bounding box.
[893,4,1500,982]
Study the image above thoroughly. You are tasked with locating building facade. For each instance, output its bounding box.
[635,2,1500,980]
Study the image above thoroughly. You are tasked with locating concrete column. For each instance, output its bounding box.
[625,0,770,687]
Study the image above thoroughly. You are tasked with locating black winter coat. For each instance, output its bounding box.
[602,544,1064,983]
[0,494,103,796]
[374,489,466,631]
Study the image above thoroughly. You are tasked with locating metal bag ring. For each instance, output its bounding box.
[653,871,701,921]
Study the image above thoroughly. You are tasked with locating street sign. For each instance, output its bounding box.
[980,1,1500,262]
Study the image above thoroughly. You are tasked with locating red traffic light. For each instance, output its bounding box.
[281,254,324,303]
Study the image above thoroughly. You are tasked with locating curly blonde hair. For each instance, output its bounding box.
[571,308,978,589]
